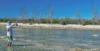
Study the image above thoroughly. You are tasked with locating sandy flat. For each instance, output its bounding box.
[1,23,100,30]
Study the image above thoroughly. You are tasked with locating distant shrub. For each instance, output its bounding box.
[60,21,67,25]
[84,20,92,25]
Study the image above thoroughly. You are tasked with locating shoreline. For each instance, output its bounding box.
[1,23,100,30]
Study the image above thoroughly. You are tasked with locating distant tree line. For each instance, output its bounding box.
[0,0,99,25]
[0,17,100,25]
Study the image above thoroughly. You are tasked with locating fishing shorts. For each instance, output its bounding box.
[7,36,13,42]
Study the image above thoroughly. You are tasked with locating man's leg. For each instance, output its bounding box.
[7,42,9,46]
[7,36,10,46]
[7,36,12,47]
[7,42,10,47]
[10,36,13,46]
[9,42,12,46]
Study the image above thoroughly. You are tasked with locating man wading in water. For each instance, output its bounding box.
[6,21,18,47]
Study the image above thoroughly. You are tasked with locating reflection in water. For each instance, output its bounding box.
[7,47,12,51]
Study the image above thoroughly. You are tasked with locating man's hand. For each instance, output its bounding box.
[15,21,18,26]
[13,21,18,26]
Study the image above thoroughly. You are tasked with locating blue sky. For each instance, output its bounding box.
[0,0,100,19]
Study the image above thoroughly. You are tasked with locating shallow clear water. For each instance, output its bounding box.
[0,27,100,51]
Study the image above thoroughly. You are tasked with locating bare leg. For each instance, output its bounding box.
[7,42,10,47]
[9,42,12,47]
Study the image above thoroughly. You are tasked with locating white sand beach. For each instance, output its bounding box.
[1,23,100,30]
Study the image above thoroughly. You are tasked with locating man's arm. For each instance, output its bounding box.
[15,21,18,26]
[12,21,18,28]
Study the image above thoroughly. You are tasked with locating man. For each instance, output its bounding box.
[6,21,18,47]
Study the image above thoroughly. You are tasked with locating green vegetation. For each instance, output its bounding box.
[84,20,92,25]
[0,17,100,25]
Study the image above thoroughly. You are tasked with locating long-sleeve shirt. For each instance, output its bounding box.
[6,25,16,36]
